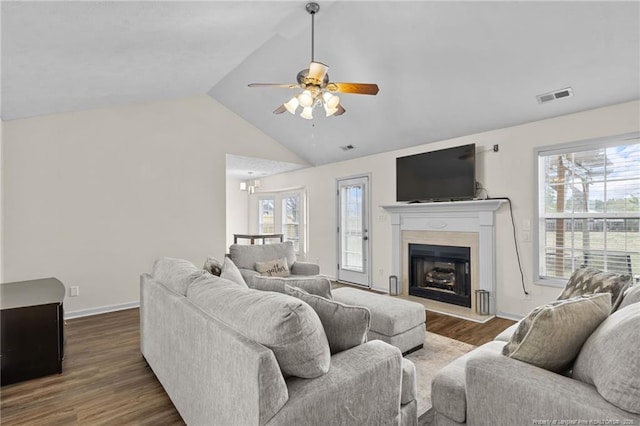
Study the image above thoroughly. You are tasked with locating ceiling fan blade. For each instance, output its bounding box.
[334,105,346,116]
[273,104,287,114]
[248,83,299,88]
[328,82,379,95]
[308,62,329,83]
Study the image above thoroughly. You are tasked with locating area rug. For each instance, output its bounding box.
[406,332,476,418]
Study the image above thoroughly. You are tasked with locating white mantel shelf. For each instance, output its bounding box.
[381,199,506,215]
[381,199,507,317]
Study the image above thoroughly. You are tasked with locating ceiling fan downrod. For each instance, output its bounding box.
[306,2,319,63]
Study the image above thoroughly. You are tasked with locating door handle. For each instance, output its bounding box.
[363,236,369,241]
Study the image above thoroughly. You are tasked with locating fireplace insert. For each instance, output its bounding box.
[408,243,471,308]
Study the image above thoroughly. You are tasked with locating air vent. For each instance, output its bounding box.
[340,144,355,151]
[536,87,573,104]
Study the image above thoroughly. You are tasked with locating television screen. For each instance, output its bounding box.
[396,143,476,202]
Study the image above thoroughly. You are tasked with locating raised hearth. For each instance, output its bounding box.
[382,200,506,319]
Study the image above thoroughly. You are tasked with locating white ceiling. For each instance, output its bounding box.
[3,1,639,169]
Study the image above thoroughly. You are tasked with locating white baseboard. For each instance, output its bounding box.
[496,310,524,321]
[65,301,139,320]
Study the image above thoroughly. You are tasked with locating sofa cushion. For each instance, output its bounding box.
[202,256,222,276]
[252,275,333,300]
[401,358,417,405]
[285,285,370,354]
[229,242,296,271]
[502,293,611,372]
[557,266,631,311]
[572,303,640,414]
[431,340,504,423]
[618,284,640,310]
[152,257,207,296]
[255,258,290,277]
[219,257,248,288]
[187,279,330,379]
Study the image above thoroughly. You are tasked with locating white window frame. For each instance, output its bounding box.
[534,132,640,287]
[254,188,308,258]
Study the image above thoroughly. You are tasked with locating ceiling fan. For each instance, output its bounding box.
[248,2,379,119]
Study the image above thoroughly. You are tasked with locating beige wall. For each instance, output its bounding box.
[225,174,249,248]
[256,100,640,318]
[1,95,306,315]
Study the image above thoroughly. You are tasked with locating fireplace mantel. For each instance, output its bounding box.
[381,199,507,316]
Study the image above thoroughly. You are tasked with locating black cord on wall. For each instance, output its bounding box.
[476,184,529,295]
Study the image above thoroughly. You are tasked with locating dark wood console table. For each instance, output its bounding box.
[1,278,65,386]
[233,233,284,245]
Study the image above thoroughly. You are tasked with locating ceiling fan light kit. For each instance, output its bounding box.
[249,2,379,119]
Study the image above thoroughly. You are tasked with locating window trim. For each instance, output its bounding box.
[254,187,308,257]
[534,132,640,287]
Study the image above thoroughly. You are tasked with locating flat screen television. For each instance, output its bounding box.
[396,143,476,202]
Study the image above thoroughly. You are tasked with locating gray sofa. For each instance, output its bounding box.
[140,257,418,425]
[228,241,320,286]
[431,281,640,425]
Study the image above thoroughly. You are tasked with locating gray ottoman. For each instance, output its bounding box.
[333,287,426,355]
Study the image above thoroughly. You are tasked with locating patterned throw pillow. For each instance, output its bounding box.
[202,256,222,276]
[557,266,631,311]
[502,293,611,372]
[255,258,290,277]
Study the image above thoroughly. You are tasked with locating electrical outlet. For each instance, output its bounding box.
[70,286,79,297]
[378,268,384,276]
[522,219,531,231]
[524,292,532,301]
[522,231,531,242]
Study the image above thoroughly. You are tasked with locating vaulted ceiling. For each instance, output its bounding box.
[3,1,639,167]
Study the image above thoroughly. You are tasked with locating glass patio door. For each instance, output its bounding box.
[337,176,370,287]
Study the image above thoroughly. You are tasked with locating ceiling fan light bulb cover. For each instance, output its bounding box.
[284,97,299,114]
[323,92,340,109]
[324,105,338,117]
[301,107,314,119]
[298,90,314,108]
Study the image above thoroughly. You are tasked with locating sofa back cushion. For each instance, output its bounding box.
[229,242,296,271]
[502,293,611,372]
[572,303,640,414]
[557,266,631,312]
[617,284,640,311]
[252,275,333,300]
[152,257,208,296]
[285,285,370,354]
[187,278,330,379]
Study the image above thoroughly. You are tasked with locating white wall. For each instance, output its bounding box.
[256,100,640,318]
[1,95,306,315]
[225,174,249,248]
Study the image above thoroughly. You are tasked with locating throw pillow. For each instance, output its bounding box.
[202,256,222,276]
[255,258,290,277]
[572,303,640,414]
[252,275,333,300]
[220,257,248,288]
[285,285,370,354]
[557,266,631,311]
[502,293,611,372]
[617,284,640,311]
[187,282,330,379]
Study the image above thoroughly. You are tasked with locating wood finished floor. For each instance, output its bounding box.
[1,307,514,425]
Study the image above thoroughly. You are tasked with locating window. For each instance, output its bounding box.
[258,198,275,234]
[536,135,640,284]
[282,194,301,253]
[254,190,307,256]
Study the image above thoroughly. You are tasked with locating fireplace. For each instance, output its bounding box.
[408,243,471,308]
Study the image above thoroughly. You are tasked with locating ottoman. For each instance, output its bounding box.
[333,287,426,355]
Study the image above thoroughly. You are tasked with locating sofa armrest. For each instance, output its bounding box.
[465,350,640,425]
[291,261,320,276]
[266,340,407,425]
